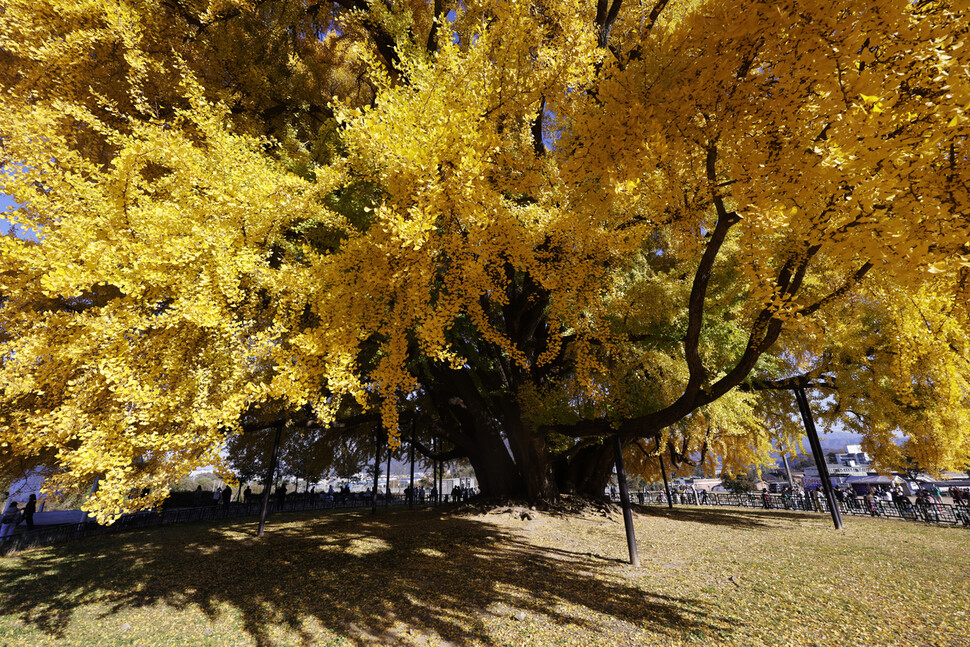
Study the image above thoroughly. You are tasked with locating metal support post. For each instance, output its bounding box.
[794,386,844,530]
[659,454,673,509]
[613,435,640,567]
[372,430,381,515]
[385,443,391,507]
[409,417,416,510]
[437,439,444,504]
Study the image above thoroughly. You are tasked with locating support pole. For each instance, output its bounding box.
[612,435,640,567]
[257,425,283,538]
[385,442,391,508]
[782,453,794,488]
[659,454,674,509]
[372,429,381,515]
[433,437,438,506]
[409,417,416,510]
[437,439,444,504]
[794,386,844,530]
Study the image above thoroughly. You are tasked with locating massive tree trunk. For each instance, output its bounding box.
[456,417,523,498]
[426,367,525,498]
[422,310,618,502]
[435,384,613,501]
[499,399,560,501]
[557,441,615,499]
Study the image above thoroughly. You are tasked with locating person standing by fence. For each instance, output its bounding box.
[275,484,287,511]
[0,501,19,539]
[23,494,36,530]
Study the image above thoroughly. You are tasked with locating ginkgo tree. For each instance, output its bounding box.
[1,0,968,520]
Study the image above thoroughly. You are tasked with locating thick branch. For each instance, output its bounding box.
[426,0,445,53]
[682,145,740,396]
[595,0,623,48]
[532,96,546,157]
[410,437,466,462]
[620,0,671,65]
[332,0,403,78]
[742,374,838,392]
[643,0,670,33]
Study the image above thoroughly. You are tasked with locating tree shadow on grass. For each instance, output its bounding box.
[633,505,820,530]
[0,508,739,646]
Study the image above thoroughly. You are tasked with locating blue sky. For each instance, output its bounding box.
[1,192,19,235]
[0,192,38,240]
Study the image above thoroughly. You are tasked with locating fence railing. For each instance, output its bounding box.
[0,493,414,555]
[616,490,970,527]
[5,487,967,555]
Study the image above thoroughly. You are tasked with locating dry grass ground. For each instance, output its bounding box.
[0,503,967,647]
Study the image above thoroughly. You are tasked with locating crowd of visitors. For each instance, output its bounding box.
[0,494,37,538]
[177,481,479,510]
[620,481,969,525]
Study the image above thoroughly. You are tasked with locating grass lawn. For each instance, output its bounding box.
[0,503,967,647]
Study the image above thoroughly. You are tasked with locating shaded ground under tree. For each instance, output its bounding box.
[0,506,967,646]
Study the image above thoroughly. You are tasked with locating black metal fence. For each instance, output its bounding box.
[0,493,411,555]
[5,487,967,555]
[617,490,970,527]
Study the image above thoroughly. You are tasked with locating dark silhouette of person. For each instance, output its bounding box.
[193,485,204,506]
[275,484,287,511]
[243,486,252,504]
[0,501,19,539]
[23,494,36,530]
[222,485,232,507]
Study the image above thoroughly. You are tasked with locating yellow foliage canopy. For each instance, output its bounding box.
[0,0,968,517]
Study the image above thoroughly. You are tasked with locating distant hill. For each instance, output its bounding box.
[817,430,866,452]
[769,430,864,465]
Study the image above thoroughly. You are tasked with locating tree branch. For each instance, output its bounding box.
[797,261,872,318]
[332,0,403,78]
[595,0,623,48]
[426,0,445,53]
[682,145,740,397]
[618,0,670,64]
[532,96,546,157]
[410,437,467,462]
[742,374,838,392]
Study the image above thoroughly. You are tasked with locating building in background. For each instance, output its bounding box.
[803,444,872,489]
